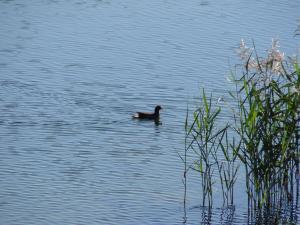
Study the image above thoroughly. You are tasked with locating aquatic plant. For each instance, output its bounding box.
[212,128,240,206]
[183,90,236,208]
[234,39,299,216]
[182,39,300,223]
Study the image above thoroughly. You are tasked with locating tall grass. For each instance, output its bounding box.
[234,40,299,214]
[182,39,300,223]
[183,90,237,208]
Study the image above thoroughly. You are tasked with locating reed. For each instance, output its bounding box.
[234,40,299,214]
[212,128,240,206]
[182,39,299,223]
[183,89,232,208]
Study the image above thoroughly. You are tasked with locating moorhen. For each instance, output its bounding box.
[132,105,162,120]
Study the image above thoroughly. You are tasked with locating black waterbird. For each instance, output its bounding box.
[132,105,162,120]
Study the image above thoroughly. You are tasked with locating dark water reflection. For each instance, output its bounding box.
[0,0,299,224]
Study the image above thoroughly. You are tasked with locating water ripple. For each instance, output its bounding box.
[0,0,299,224]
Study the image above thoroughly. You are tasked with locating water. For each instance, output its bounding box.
[0,0,299,224]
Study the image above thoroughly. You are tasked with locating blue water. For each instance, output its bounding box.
[0,0,299,224]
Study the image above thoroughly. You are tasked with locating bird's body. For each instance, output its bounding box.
[132,105,162,120]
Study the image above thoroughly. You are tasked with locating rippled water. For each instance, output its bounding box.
[0,0,299,224]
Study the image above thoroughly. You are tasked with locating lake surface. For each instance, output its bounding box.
[0,0,299,224]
